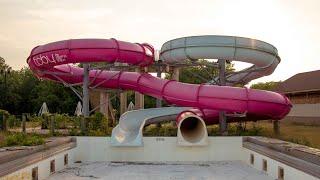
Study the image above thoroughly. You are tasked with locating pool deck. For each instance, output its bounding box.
[1,136,320,180]
[48,161,272,180]
[0,137,76,178]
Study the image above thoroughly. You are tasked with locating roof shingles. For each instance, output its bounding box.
[275,70,320,94]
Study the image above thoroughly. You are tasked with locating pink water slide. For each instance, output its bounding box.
[27,37,291,125]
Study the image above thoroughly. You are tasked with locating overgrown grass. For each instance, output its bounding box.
[248,121,319,148]
[142,121,319,148]
[3,112,319,149]
[144,124,177,136]
[207,123,264,136]
[0,132,45,147]
[143,122,265,137]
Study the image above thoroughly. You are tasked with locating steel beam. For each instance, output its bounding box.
[134,68,144,110]
[218,59,228,135]
[156,64,162,128]
[82,64,90,117]
[156,64,162,108]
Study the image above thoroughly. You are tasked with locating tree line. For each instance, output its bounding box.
[0,57,78,115]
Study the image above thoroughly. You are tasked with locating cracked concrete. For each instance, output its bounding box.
[48,161,272,180]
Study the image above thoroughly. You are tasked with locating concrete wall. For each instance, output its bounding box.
[284,103,320,125]
[2,137,318,180]
[73,136,319,179]
[287,103,320,117]
[74,137,243,162]
[243,148,318,180]
[287,93,320,104]
[1,148,76,180]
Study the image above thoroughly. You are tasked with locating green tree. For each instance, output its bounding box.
[29,80,78,114]
[167,59,235,84]
[250,81,280,91]
[0,57,10,71]
[0,57,79,115]
[0,57,20,112]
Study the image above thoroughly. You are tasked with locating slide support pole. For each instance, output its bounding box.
[22,113,26,133]
[82,63,90,117]
[171,66,180,126]
[273,120,280,136]
[135,68,144,110]
[99,91,109,117]
[120,92,127,115]
[156,64,162,108]
[218,59,228,135]
[172,67,180,81]
[156,64,162,128]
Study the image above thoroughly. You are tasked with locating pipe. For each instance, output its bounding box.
[176,111,208,146]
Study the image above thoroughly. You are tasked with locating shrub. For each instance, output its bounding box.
[54,113,73,129]
[0,109,10,117]
[40,114,50,129]
[3,133,45,147]
[7,115,19,128]
[87,130,107,136]
[22,135,45,146]
[207,125,220,136]
[86,112,109,133]
[68,128,80,136]
[71,116,81,129]
[144,123,177,136]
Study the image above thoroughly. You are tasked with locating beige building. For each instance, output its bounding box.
[275,70,320,125]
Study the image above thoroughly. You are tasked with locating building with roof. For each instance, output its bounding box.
[275,70,320,124]
[275,70,320,104]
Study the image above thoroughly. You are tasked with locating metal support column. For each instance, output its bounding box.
[50,115,55,135]
[218,59,228,135]
[120,92,127,115]
[273,120,280,136]
[134,68,144,110]
[22,113,26,133]
[171,67,180,127]
[156,64,162,128]
[99,91,109,118]
[172,67,180,81]
[156,64,162,108]
[82,64,90,117]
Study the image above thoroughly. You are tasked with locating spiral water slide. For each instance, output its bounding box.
[27,36,291,146]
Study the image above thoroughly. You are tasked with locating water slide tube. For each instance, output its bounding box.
[27,36,292,146]
[160,36,281,85]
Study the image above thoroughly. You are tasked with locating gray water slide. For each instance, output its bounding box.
[160,35,280,85]
[111,107,190,146]
[111,35,281,146]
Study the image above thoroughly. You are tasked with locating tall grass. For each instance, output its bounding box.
[0,132,45,147]
[3,113,319,149]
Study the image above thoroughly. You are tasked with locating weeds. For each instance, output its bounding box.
[0,132,45,147]
[1,112,318,149]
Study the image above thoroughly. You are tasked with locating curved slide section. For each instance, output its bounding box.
[111,107,190,146]
[176,110,209,146]
[160,35,280,85]
[27,37,292,146]
[28,38,154,73]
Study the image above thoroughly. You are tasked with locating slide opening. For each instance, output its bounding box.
[179,116,206,143]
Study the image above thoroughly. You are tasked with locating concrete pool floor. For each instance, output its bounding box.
[48,161,272,180]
